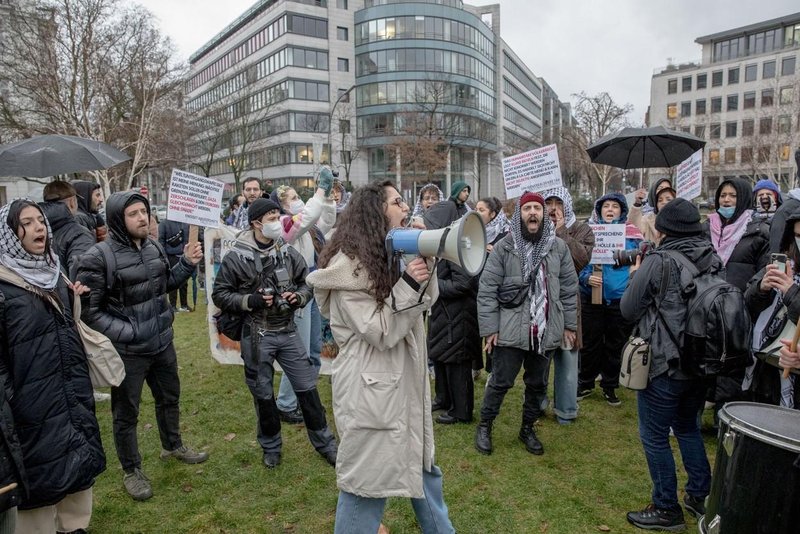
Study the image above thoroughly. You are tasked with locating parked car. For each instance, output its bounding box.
[151,204,168,222]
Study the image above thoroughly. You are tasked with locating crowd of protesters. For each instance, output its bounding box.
[3,167,800,533]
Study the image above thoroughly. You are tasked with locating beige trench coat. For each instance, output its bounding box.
[307,252,438,498]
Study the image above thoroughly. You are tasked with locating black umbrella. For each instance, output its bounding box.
[0,134,130,177]
[586,126,706,170]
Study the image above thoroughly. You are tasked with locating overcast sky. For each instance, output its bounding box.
[137,0,799,122]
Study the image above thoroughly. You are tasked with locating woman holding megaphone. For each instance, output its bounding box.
[307,181,455,533]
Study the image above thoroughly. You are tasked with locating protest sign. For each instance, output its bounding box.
[676,150,703,200]
[588,224,626,265]
[501,144,563,198]
[167,169,224,228]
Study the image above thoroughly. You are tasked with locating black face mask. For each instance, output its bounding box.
[520,218,544,243]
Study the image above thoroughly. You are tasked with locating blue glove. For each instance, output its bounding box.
[318,166,334,196]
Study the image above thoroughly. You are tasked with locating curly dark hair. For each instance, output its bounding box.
[318,180,397,302]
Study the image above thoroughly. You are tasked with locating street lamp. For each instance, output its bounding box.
[328,84,356,171]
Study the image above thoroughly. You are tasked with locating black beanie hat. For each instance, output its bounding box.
[248,198,281,223]
[655,198,702,237]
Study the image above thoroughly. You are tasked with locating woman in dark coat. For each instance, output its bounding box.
[0,199,105,533]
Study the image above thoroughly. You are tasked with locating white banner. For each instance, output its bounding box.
[676,150,703,201]
[204,225,243,365]
[588,224,626,265]
[167,169,224,228]
[501,144,563,199]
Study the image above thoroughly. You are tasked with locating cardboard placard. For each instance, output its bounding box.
[167,169,224,228]
[501,144,563,199]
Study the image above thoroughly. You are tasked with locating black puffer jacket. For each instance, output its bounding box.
[39,201,95,279]
[0,368,25,514]
[212,231,312,331]
[0,276,105,509]
[76,192,195,357]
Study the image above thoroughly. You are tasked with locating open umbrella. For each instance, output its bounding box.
[0,134,130,177]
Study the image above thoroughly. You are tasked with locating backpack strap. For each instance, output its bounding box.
[96,241,116,293]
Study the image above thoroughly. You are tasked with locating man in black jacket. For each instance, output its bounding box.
[76,191,208,502]
[72,180,107,241]
[39,181,95,279]
[212,198,337,469]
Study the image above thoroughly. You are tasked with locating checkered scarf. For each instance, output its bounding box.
[0,199,61,290]
[541,187,577,228]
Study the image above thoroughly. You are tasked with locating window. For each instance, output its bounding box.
[781,86,794,105]
[336,0,347,8]
[697,73,707,89]
[481,12,493,28]
[337,26,348,40]
[744,64,757,82]
[779,115,791,134]
[681,101,691,116]
[709,149,720,165]
[694,125,705,138]
[682,76,692,92]
[667,103,678,119]
[724,148,736,164]
[742,119,754,136]
[742,147,753,163]
[337,88,350,103]
[710,123,721,139]
[712,70,723,87]
[711,97,722,113]
[782,56,796,76]
[696,99,706,115]
[758,147,771,163]
[338,58,349,72]
[763,61,776,78]
[781,145,792,161]
[339,119,351,134]
[728,67,739,84]
[743,91,756,109]
[762,88,774,107]
[725,121,737,137]
[760,117,772,135]
[667,79,677,94]
[727,94,738,111]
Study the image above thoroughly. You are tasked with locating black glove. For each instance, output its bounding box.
[248,291,269,311]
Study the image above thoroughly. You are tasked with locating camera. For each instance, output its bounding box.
[613,241,654,268]
[260,287,293,315]
[258,262,295,315]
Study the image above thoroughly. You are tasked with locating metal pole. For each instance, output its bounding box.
[328,84,356,170]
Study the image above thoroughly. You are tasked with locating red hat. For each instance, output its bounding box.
[519,191,545,208]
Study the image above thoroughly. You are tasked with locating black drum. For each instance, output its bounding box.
[699,402,800,534]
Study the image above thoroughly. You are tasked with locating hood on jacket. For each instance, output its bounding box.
[594,192,629,223]
[450,181,470,202]
[648,179,672,215]
[307,252,372,318]
[72,180,101,214]
[779,206,800,257]
[106,191,150,244]
[658,234,722,274]
[715,177,753,223]
[38,200,73,231]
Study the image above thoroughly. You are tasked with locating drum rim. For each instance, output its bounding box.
[719,402,800,453]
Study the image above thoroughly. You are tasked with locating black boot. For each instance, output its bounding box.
[519,423,544,455]
[475,419,493,455]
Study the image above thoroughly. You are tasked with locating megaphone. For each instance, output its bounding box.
[385,211,487,276]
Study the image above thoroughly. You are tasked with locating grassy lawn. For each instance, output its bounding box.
[89,294,718,533]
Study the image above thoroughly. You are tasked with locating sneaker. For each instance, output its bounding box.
[603,388,622,407]
[626,504,686,532]
[263,452,281,468]
[682,494,706,519]
[93,391,111,402]
[320,449,337,467]
[278,407,304,424]
[577,388,593,400]
[556,417,574,425]
[177,306,190,312]
[123,468,153,501]
[160,445,209,464]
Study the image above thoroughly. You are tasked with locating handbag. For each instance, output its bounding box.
[497,283,527,309]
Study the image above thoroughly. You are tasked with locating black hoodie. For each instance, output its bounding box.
[71,180,105,232]
[38,200,95,279]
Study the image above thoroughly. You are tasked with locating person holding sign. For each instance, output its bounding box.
[577,193,643,406]
[629,179,674,243]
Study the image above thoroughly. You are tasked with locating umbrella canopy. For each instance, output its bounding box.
[0,134,130,178]
[586,126,706,169]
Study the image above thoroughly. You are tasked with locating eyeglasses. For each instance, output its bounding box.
[388,197,407,207]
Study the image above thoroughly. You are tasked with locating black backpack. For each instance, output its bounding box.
[665,250,753,377]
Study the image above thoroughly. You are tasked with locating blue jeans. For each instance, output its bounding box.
[551,347,579,421]
[637,374,711,510]
[277,299,321,412]
[334,466,455,534]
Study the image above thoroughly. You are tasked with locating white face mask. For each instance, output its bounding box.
[289,199,305,215]
[260,220,282,241]
[795,237,800,255]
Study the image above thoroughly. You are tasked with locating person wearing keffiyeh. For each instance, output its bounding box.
[475,192,578,456]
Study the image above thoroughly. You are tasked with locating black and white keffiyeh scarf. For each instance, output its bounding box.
[485,210,510,244]
[0,199,61,290]
[541,187,577,228]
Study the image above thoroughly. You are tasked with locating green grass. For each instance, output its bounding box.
[89,294,718,533]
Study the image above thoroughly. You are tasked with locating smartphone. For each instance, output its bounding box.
[771,253,787,273]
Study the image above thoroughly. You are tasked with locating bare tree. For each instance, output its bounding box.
[332,102,362,184]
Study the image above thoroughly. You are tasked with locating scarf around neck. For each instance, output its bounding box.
[485,210,510,244]
[708,210,753,265]
[0,200,61,290]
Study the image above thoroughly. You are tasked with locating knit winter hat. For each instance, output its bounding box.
[519,191,545,208]
[248,198,281,223]
[753,179,782,203]
[655,198,702,237]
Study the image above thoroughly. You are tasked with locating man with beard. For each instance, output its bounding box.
[475,192,578,455]
[232,177,264,230]
[72,180,107,241]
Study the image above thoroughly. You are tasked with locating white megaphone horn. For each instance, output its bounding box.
[385,211,487,276]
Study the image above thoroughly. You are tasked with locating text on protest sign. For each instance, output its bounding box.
[676,150,703,201]
[501,144,563,199]
[588,224,626,265]
[167,169,224,228]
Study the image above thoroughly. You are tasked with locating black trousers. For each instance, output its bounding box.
[432,360,474,421]
[112,343,182,471]
[167,254,188,308]
[479,344,551,425]
[579,301,632,390]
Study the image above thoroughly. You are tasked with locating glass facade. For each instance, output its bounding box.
[356,48,494,89]
[356,80,495,117]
